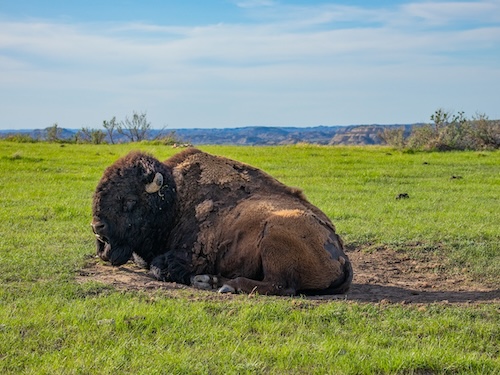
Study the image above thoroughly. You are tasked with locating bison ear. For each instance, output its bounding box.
[145,172,164,193]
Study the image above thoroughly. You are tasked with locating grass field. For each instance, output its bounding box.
[0,142,499,374]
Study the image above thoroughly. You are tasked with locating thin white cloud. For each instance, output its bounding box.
[235,0,500,30]
[1,6,497,78]
[2,1,497,61]
[401,1,500,25]
[234,0,276,9]
[0,1,499,128]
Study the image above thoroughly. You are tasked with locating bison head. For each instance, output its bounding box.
[91,151,176,266]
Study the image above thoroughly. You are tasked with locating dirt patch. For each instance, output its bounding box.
[328,249,499,304]
[77,248,500,304]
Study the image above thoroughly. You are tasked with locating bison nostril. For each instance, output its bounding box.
[90,221,113,244]
[91,222,110,244]
[92,221,107,234]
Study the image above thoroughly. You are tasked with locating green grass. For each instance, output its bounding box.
[0,142,499,374]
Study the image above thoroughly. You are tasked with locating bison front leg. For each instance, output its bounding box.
[218,277,297,296]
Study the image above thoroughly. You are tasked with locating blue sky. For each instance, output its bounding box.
[1,1,499,129]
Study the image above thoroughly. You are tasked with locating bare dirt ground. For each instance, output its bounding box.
[77,248,500,304]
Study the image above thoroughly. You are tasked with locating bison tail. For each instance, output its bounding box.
[326,257,353,295]
[300,257,353,296]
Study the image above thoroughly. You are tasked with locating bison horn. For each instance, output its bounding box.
[145,172,164,193]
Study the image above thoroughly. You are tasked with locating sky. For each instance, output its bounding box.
[1,1,499,130]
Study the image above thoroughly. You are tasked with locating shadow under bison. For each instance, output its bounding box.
[78,259,500,304]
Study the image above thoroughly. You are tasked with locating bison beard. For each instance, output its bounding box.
[91,148,353,296]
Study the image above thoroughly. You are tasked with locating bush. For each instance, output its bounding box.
[469,115,500,149]
[156,131,181,146]
[4,134,38,143]
[77,128,107,144]
[405,109,500,151]
[46,123,63,142]
[379,127,406,149]
[407,124,437,150]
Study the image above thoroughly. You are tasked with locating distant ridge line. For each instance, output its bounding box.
[0,124,419,146]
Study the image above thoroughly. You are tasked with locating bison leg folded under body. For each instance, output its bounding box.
[218,277,297,296]
[217,261,352,296]
[191,275,297,295]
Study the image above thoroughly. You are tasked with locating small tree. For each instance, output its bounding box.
[78,127,106,144]
[77,128,91,143]
[92,129,106,144]
[117,111,151,142]
[46,123,62,142]
[103,116,118,144]
[408,109,472,151]
[430,108,453,133]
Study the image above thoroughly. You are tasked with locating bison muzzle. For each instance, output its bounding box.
[91,149,353,296]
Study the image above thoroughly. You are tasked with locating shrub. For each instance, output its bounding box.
[46,123,63,142]
[407,124,437,150]
[379,127,406,149]
[156,131,181,145]
[77,128,107,144]
[4,133,38,143]
[469,114,500,149]
[406,109,500,151]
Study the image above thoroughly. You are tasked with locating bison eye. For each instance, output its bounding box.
[123,198,137,212]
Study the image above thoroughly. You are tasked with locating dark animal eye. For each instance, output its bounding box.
[123,198,137,212]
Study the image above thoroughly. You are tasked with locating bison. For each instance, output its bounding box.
[91,149,352,295]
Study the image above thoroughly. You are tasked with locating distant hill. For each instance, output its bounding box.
[328,125,414,145]
[174,126,344,145]
[0,124,417,146]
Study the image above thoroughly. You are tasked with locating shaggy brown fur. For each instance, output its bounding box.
[92,148,352,295]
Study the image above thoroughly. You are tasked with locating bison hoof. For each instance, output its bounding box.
[191,275,218,290]
[218,284,236,294]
